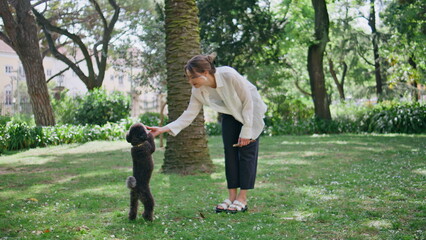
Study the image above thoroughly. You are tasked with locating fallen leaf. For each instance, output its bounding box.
[26,198,38,202]
[75,225,90,232]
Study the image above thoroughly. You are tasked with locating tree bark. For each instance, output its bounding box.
[307,0,331,120]
[163,0,212,174]
[328,58,346,101]
[0,0,55,126]
[368,0,383,100]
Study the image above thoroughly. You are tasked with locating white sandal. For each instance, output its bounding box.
[227,200,248,213]
[215,199,232,213]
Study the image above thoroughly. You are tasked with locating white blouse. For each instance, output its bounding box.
[166,66,267,139]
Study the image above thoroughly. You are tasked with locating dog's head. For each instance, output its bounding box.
[126,123,148,146]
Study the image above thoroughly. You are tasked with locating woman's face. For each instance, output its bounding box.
[186,70,208,88]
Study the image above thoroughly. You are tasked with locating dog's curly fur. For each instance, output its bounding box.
[126,123,155,221]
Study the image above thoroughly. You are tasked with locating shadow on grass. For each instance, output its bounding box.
[0,135,425,239]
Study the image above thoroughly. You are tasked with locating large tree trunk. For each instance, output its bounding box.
[368,0,383,100]
[308,0,331,120]
[163,0,212,174]
[0,0,55,126]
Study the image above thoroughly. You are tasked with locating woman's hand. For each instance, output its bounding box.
[238,138,251,147]
[146,126,169,138]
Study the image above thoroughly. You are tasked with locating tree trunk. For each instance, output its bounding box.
[328,58,346,101]
[368,0,383,100]
[308,0,331,120]
[163,0,212,174]
[0,0,55,126]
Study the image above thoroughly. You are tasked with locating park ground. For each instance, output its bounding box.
[0,134,425,239]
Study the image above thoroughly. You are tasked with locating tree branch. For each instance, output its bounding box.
[46,56,88,83]
[31,0,49,8]
[95,0,120,86]
[358,49,374,66]
[89,0,108,28]
[294,78,312,97]
[37,20,89,86]
[93,40,103,68]
[32,7,96,80]
[0,1,18,44]
[0,31,14,50]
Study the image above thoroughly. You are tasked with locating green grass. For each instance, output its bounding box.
[0,135,425,239]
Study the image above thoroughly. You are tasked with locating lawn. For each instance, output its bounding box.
[0,134,425,239]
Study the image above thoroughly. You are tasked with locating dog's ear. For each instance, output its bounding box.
[138,127,148,142]
[126,132,131,143]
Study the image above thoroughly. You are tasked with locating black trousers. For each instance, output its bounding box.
[221,114,259,190]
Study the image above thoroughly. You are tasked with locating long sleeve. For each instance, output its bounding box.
[165,93,203,136]
[228,72,254,139]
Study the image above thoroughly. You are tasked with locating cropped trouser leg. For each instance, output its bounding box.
[221,114,259,190]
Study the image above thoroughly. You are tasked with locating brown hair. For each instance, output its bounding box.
[184,53,217,75]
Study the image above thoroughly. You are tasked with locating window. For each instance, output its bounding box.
[5,65,13,74]
[110,75,114,81]
[118,75,124,85]
[46,69,52,76]
[4,85,12,105]
[18,66,25,77]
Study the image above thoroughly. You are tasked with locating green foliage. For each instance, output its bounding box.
[0,116,11,126]
[264,96,315,135]
[359,102,426,133]
[382,0,426,78]
[264,117,359,136]
[265,101,426,135]
[198,0,286,74]
[0,125,5,154]
[139,112,167,127]
[73,89,130,125]
[1,122,44,151]
[51,91,79,124]
[205,122,221,136]
[0,120,127,153]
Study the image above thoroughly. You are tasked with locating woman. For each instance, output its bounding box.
[147,54,267,213]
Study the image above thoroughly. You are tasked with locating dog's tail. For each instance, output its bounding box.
[126,176,137,189]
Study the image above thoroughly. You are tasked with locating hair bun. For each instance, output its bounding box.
[207,52,217,63]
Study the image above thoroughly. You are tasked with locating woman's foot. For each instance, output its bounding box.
[227,200,248,214]
[215,199,233,213]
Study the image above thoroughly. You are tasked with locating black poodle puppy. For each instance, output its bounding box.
[126,123,155,221]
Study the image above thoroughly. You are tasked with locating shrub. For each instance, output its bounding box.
[0,116,11,126]
[139,112,168,126]
[205,122,221,136]
[359,102,426,133]
[0,125,5,154]
[265,97,314,134]
[3,122,44,150]
[73,89,130,125]
[51,91,80,124]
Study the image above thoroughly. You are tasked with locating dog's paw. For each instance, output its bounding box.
[126,176,137,189]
